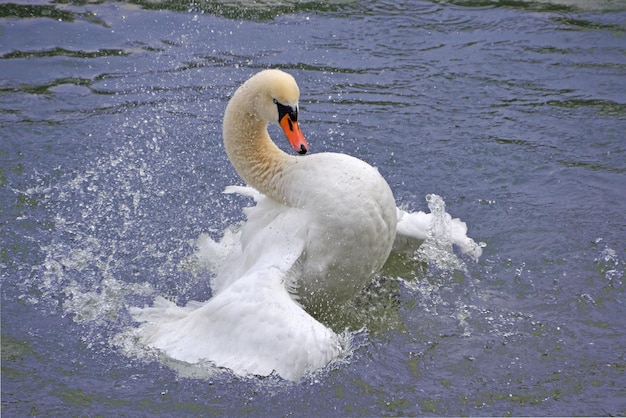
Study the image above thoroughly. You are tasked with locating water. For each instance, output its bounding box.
[2,0,625,415]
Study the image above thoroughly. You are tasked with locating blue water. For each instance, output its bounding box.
[2,0,625,415]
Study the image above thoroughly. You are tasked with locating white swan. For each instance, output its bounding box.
[131,69,482,381]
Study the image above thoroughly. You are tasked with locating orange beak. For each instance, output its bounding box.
[279,113,309,155]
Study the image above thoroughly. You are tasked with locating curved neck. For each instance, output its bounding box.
[223,95,294,201]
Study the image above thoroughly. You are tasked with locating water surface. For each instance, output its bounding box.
[1,0,625,415]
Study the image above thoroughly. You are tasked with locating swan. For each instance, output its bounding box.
[217,70,397,313]
[131,69,482,381]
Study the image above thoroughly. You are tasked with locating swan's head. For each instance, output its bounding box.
[249,69,309,155]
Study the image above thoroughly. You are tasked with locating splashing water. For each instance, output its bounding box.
[413,194,484,271]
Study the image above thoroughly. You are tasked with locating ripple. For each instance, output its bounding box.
[445,0,626,12]
[0,48,129,60]
[0,3,109,26]
[546,98,626,117]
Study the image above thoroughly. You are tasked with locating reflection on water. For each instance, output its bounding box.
[2,0,625,415]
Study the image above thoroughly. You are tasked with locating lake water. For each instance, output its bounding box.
[1,0,625,415]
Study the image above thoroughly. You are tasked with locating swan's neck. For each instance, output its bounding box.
[223,98,294,201]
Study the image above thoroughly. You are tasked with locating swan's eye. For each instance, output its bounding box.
[275,100,298,123]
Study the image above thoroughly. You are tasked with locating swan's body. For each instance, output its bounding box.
[131,70,482,380]
[214,151,396,313]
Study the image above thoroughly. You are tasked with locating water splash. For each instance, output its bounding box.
[594,245,623,287]
[414,194,484,271]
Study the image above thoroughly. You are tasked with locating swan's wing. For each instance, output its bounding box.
[393,207,431,253]
[132,267,341,381]
[393,205,483,261]
[448,214,484,260]
[132,188,339,380]
[212,194,310,293]
[223,185,261,201]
